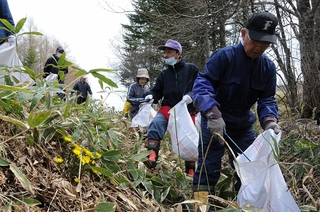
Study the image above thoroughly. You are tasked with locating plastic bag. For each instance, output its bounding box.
[235,129,300,212]
[167,101,198,161]
[131,103,156,127]
[45,72,58,82]
[0,42,35,85]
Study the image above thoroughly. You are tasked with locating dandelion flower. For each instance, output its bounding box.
[54,157,64,163]
[81,155,91,165]
[74,177,79,183]
[64,137,72,142]
[95,152,101,158]
[73,148,82,156]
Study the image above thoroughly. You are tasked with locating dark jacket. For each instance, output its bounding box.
[145,58,199,113]
[127,82,150,118]
[0,0,14,44]
[193,42,278,130]
[73,80,92,99]
[43,54,68,83]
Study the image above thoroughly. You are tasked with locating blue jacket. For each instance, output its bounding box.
[146,58,199,113]
[193,43,278,130]
[0,0,15,42]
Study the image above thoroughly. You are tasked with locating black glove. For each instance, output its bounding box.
[206,106,225,138]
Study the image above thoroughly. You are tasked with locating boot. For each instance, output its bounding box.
[144,140,160,169]
[185,161,195,176]
[193,191,209,212]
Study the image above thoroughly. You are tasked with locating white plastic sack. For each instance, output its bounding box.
[167,101,198,161]
[235,129,300,212]
[0,42,35,85]
[131,103,156,127]
[45,72,58,82]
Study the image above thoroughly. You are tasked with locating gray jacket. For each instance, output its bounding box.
[127,82,150,118]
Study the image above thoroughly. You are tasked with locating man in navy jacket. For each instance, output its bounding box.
[192,12,281,205]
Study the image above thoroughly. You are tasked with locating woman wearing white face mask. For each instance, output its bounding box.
[143,39,200,176]
[43,46,69,84]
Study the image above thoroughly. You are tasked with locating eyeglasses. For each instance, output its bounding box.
[245,29,271,48]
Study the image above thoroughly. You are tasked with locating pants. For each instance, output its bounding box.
[192,117,255,191]
[147,112,168,141]
[77,96,87,104]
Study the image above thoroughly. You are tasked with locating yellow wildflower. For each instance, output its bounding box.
[73,148,82,156]
[64,136,72,142]
[74,177,79,183]
[95,152,101,158]
[83,148,94,158]
[81,155,91,165]
[54,157,64,163]
[92,169,98,174]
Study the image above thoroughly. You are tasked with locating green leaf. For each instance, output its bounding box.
[128,151,151,160]
[0,157,9,166]
[19,31,43,36]
[89,68,115,73]
[95,202,116,212]
[0,18,15,33]
[127,160,139,180]
[0,84,33,93]
[160,186,171,202]
[15,18,27,33]
[0,114,28,129]
[107,130,119,146]
[9,164,34,195]
[90,72,118,88]
[74,69,88,77]
[27,111,51,128]
[22,66,36,79]
[101,150,122,161]
[91,166,113,178]
[21,198,42,207]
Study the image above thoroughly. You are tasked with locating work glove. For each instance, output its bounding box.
[8,35,15,46]
[144,94,153,103]
[206,106,225,138]
[181,95,192,104]
[264,121,281,134]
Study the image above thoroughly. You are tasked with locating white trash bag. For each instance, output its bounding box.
[0,42,35,85]
[235,129,300,212]
[131,102,156,127]
[167,101,198,161]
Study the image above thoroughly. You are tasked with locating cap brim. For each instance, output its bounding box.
[248,30,277,44]
[158,45,178,51]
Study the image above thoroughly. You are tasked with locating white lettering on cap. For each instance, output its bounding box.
[262,21,273,30]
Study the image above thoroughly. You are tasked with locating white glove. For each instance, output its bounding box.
[145,94,153,102]
[181,95,192,104]
[8,35,15,46]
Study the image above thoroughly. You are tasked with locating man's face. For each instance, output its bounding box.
[163,48,181,60]
[241,28,270,59]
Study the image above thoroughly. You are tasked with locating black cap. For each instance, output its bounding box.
[246,12,278,44]
[56,46,64,53]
